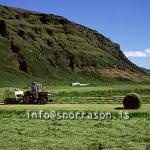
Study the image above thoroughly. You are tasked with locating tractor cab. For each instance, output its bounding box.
[27,82,43,93]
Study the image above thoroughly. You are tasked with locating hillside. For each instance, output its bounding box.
[0,5,149,86]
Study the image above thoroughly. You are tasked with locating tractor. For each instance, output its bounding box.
[23,82,51,104]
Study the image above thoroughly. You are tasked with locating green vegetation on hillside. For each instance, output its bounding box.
[0,5,149,86]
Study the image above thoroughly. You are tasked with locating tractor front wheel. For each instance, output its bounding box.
[23,95,30,104]
[4,98,17,104]
[4,98,10,104]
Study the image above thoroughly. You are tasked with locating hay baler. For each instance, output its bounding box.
[3,89,24,104]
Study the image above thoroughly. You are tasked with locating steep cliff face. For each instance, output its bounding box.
[0,5,149,85]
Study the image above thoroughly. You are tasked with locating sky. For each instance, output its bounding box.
[0,0,149,69]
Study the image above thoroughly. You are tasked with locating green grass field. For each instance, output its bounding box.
[50,84,150,104]
[0,84,150,104]
[0,84,150,150]
[0,104,150,150]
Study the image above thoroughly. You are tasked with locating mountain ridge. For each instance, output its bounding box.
[142,67,150,74]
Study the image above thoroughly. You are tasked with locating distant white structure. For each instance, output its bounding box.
[79,84,89,87]
[70,82,80,86]
[70,82,89,87]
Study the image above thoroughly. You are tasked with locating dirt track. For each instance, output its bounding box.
[0,103,150,112]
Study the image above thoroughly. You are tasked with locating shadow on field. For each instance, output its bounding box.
[114,107,124,110]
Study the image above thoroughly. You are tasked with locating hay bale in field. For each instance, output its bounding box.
[123,93,142,109]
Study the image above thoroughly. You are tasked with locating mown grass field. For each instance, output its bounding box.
[0,84,150,104]
[49,84,150,104]
[0,84,150,150]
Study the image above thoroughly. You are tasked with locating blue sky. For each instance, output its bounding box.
[0,0,150,68]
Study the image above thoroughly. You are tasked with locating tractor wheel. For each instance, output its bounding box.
[23,95,30,104]
[4,98,17,104]
[4,98,10,104]
[38,97,47,104]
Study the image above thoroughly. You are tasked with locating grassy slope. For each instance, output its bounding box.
[0,5,149,86]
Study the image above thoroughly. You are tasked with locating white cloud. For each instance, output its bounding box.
[124,48,150,58]
[145,48,150,54]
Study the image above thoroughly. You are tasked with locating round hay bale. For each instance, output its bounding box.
[123,93,142,109]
